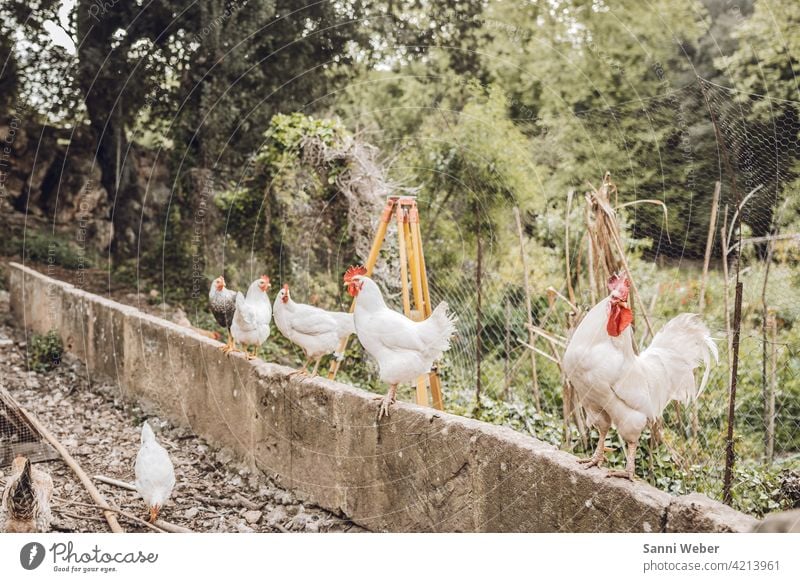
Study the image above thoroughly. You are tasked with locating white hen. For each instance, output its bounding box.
[562,273,718,479]
[134,421,176,523]
[231,275,272,360]
[273,284,355,377]
[344,266,457,419]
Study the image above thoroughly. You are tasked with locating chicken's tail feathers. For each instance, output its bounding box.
[17,458,32,493]
[235,291,246,311]
[10,457,35,512]
[332,311,355,337]
[422,301,458,356]
[642,313,717,407]
[697,331,720,397]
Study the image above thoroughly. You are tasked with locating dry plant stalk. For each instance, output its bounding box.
[584,172,658,340]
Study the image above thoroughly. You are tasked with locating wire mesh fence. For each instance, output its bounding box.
[184,74,798,516]
[400,76,800,515]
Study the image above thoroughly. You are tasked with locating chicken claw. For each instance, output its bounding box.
[606,469,634,481]
[377,384,398,420]
[377,396,394,419]
[578,456,604,469]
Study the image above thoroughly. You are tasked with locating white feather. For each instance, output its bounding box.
[273,291,354,359]
[563,298,717,442]
[351,276,457,385]
[231,279,272,348]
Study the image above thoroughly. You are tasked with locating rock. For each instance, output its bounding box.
[235,523,254,533]
[265,506,287,528]
[184,508,199,520]
[273,491,294,505]
[243,510,262,525]
[289,510,309,530]
[215,447,234,465]
[0,337,14,348]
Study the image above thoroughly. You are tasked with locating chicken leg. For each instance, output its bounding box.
[578,427,608,469]
[290,357,312,378]
[148,505,160,524]
[377,384,397,420]
[606,441,637,480]
[221,330,236,355]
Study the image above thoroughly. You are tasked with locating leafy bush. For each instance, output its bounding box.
[28,330,64,372]
[0,233,91,270]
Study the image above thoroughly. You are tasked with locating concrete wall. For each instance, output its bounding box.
[7,262,758,532]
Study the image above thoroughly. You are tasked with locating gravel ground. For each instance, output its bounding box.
[0,289,364,533]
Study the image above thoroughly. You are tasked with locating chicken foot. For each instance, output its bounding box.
[578,427,608,469]
[220,331,237,355]
[294,358,324,381]
[606,441,637,480]
[148,505,161,524]
[377,384,397,420]
[289,357,312,378]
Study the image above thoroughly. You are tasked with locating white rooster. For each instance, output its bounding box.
[344,265,458,419]
[273,283,355,377]
[134,421,176,523]
[563,273,718,480]
[231,275,272,360]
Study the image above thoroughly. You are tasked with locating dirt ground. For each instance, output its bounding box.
[0,288,364,533]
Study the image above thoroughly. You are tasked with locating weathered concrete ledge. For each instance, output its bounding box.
[6,262,758,532]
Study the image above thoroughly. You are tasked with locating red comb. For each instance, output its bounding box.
[282,283,289,291]
[261,275,270,284]
[607,272,629,289]
[343,265,367,282]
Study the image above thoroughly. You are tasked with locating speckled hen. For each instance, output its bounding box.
[209,276,238,354]
[2,456,53,533]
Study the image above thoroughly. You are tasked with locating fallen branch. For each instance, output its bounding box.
[94,475,137,491]
[154,519,194,534]
[17,405,124,533]
[54,497,164,533]
[53,508,108,524]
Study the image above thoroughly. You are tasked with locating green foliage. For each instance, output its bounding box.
[28,330,64,373]
[215,112,354,282]
[0,233,92,270]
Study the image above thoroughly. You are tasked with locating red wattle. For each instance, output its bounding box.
[607,304,633,337]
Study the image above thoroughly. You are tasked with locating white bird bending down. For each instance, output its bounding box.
[273,283,355,377]
[231,275,272,360]
[134,421,176,523]
[344,265,458,419]
[562,273,718,480]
